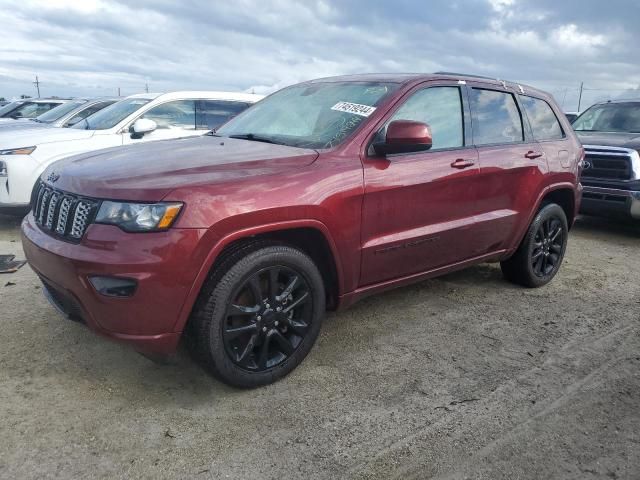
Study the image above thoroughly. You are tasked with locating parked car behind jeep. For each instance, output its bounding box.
[0,91,263,213]
[572,100,640,220]
[21,73,582,387]
[0,98,119,131]
[0,98,71,120]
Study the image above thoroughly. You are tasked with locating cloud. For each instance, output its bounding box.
[0,0,638,111]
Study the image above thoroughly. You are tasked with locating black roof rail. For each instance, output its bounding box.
[433,71,500,81]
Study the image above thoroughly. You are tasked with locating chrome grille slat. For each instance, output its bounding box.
[32,181,96,242]
[55,197,73,235]
[70,201,92,239]
[45,193,59,229]
[38,189,51,224]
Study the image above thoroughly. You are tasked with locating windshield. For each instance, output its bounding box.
[573,102,640,133]
[2,101,63,119]
[216,81,399,148]
[73,97,152,130]
[0,101,23,116]
[34,100,85,123]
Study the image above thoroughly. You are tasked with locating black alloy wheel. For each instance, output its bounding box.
[190,243,325,388]
[501,203,569,288]
[530,216,564,277]
[222,266,313,372]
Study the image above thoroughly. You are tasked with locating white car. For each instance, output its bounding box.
[0,98,119,131]
[0,91,263,211]
[0,98,72,120]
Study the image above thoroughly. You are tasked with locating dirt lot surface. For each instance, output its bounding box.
[0,213,639,479]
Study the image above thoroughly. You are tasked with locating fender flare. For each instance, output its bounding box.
[172,218,344,333]
[510,181,577,252]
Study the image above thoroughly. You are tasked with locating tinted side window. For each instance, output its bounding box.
[386,86,464,150]
[196,100,250,130]
[520,96,564,141]
[142,100,196,129]
[470,89,523,145]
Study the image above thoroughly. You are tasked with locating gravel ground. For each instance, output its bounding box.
[0,213,639,479]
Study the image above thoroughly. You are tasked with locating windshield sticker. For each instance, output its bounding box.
[331,101,377,117]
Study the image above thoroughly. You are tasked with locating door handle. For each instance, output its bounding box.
[525,150,544,159]
[450,158,476,169]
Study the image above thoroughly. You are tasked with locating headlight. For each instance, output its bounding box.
[95,201,183,232]
[0,146,36,155]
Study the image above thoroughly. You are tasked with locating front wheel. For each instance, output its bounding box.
[501,203,569,288]
[191,244,325,388]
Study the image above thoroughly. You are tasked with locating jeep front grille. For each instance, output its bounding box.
[582,146,636,181]
[32,181,98,242]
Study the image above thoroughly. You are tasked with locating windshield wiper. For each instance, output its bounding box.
[228,133,283,145]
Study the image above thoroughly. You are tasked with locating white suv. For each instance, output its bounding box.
[0,91,263,211]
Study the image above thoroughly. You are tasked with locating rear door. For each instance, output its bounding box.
[360,82,481,285]
[519,94,571,170]
[467,83,548,255]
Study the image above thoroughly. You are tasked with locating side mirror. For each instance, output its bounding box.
[373,120,433,156]
[129,118,157,138]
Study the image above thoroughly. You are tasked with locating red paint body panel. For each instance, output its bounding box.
[21,74,581,355]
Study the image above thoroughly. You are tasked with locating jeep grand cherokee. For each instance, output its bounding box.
[21,73,583,387]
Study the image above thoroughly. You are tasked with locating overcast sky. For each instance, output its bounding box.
[1,0,638,110]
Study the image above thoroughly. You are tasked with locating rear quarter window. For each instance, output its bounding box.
[520,96,565,141]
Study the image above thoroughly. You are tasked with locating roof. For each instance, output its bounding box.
[304,72,549,97]
[592,98,640,105]
[123,91,264,103]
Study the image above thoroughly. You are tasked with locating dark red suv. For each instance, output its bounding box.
[22,74,583,387]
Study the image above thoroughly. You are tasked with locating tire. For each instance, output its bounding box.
[501,203,568,288]
[190,243,325,388]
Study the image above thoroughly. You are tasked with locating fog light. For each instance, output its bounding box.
[0,161,7,177]
[89,276,137,297]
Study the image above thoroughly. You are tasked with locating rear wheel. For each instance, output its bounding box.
[191,244,325,388]
[501,203,568,288]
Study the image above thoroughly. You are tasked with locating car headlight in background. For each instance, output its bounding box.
[0,146,36,155]
[95,201,183,232]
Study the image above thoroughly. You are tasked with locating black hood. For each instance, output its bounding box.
[576,131,640,150]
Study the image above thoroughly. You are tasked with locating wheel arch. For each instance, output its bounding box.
[539,186,576,229]
[507,182,577,256]
[174,220,343,333]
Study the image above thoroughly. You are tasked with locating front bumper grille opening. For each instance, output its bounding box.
[40,278,86,324]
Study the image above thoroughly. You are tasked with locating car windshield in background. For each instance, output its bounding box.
[73,98,152,130]
[2,101,61,118]
[0,101,23,116]
[33,100,86,123]
[216,81,399,149]
[573,103,640,133]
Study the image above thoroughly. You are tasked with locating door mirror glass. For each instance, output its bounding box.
[130,118,157,137]
[374,120,432,156]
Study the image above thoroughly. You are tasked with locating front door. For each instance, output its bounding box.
[360,83,481,286]
[122,100,204,145]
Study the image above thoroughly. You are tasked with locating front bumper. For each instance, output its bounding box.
[21,213,207,354]
[0,154,40,206]
[580,186,640,220]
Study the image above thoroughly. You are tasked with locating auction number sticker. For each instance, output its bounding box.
[331,101,376,117]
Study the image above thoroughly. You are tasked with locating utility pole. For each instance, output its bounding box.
[118,87,121,96]
[145,83,149,93]
[33,75,41,98]
[577,81,584,112]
